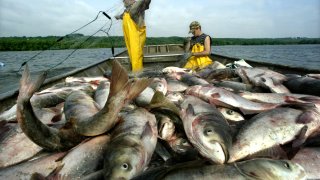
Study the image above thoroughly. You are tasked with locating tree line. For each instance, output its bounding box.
[0,34,319,51]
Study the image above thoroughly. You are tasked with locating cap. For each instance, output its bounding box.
[189,21,201,33]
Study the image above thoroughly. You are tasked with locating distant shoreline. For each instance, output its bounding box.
[0,34,319,51]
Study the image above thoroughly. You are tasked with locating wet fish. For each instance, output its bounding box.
[0,152,66,180]
[198,68,236,81]
[180,73,209,86]
[0,104,17,122]
[149,78,168,95]
[235,67,290,93]
[46,135,110,179]
[135,87,155,107]
[306,73,320,79]
[185,85,279,115]
[180,95,232,164]
[162,66,192,74]
[238,92,320,108]
[16,64,85,151]
[103,108,157,180]
[94,80,110,109]
[132,158,306,180]
[73,60,152,136]
[213,80,254,92]
[156,113,176,141]
[166,132,199,161]
[30,82,94,109]
[65,76,109,89]
[284,76,320,96]
[291,147,320,179]
[228,107,320,163]
[0,122,42,168]
[166,92,185,105]
[217,107,245,122]
[166,79,189,92]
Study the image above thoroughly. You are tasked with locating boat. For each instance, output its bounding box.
[0,44,319,113]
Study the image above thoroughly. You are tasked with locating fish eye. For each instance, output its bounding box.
[181,139,188,145]
[121,163,129,170]
[283,162,290,169]
[226,109,234,115]
[205,129,214,135]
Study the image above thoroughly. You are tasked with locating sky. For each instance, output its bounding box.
[0,0,319,38]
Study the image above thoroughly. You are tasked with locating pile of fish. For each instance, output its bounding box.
[0,60,320,179]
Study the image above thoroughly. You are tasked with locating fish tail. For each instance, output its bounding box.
[109,60,129,97]
[108,60,152,101]
[126,78,153,101]
[18,64,47,101]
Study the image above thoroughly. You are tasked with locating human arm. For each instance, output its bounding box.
[129,0,151,16]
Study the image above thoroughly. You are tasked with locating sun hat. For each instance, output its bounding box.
[189,21,201,33]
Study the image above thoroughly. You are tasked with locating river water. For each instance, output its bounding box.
[0,44,319,95]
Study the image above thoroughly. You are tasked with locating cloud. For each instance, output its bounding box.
[0,0,319,38]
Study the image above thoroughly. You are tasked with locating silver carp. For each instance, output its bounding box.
[132,158,306,180]
[46,135,110,179]
[103,108,158,180]
[0,152,67,180]
[94,80,110,109]
[235,67,290,93]
[228,107,320,163]
[0,122,42,168]
[16,64,85,151]
[167,79,189,92]
[180,95,232,164]
[291,147,320,179]
[217,107,245,122]
[186,85,279,115]
[73,60,152,136]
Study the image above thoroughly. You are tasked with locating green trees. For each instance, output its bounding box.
[0,36,319,51]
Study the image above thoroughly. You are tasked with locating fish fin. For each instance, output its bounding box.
[296,110,317,124]
[211,93,221,99]
[141,120,153,140]
[186,104,195,116]
[19,64,47,100]
[109,60,129,97]
[250,145,288,160]
[292,125,308,148]
[46,164,65,180]
[148,91,180,116]
[126,78,153,101]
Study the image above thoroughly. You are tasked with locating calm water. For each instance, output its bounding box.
[212,44,320,71]
[0,44,319,95]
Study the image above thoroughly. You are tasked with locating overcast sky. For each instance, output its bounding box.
[0,0,319,38]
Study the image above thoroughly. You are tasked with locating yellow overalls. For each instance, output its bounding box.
[184,40,213,71]
[122,12,146,72]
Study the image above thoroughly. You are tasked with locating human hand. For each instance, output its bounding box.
[115,14,122,20]
[183,52,192,61]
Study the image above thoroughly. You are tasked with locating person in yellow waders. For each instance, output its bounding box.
[116,0,151,73]
[183,21,213,71]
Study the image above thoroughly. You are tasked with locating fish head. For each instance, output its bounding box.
[104,146,145,180]
[217,107,244,122]
[166,92,185,104]
[237,158,307,180]
[157,114,175,140]
[150,78,167,95]
[168,135,195,155]
[196,118,228,164]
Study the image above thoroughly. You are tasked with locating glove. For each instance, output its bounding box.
[183,52,192,61]
[115,14,123,20]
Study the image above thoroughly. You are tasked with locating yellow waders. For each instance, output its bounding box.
[183,43,213,71]
[123,12,146,72]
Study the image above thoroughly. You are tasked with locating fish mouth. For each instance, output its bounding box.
[205,140,227,164]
